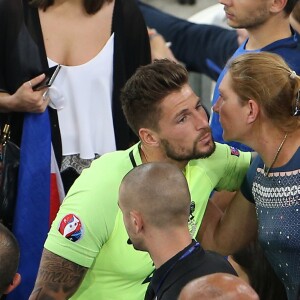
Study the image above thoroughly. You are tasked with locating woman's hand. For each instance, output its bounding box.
[1,73,51,113]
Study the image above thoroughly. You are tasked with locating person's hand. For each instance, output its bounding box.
[148,28,178,62]
[7,73,50,113]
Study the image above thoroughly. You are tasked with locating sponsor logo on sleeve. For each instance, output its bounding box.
[58,214,83,242]
[230,146,240,157]
[188,201,196,237]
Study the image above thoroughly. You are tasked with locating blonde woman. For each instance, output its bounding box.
[203,52,300,300]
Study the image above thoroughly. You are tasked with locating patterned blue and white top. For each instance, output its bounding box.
[241,148,300,300]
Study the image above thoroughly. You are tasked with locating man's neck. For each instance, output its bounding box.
[139,144,188,170]
[148,231,193,269]
[246,17,292,50]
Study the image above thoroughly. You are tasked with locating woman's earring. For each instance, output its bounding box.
[293,90,300,116]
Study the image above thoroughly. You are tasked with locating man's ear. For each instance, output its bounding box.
[130,211,143,233]
[270,0,287,14]
[247,100,259,124]
[4,273,21,294]
[139,128,159,147]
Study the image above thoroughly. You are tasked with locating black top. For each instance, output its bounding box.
[144,240,237,300]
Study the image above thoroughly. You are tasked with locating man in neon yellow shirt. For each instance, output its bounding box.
[30,60,251,300]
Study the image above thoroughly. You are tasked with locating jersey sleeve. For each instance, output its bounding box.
[213,143,251,191]
[44,154,122,268]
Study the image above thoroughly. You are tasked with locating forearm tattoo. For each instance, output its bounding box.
[29,249,88,300]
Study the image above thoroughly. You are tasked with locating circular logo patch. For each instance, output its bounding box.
[58,214,83,242]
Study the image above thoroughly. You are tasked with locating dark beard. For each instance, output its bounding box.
[161,132,216,162]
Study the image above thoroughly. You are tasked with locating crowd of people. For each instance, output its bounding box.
[28,58,251,299]
[0,0,299,299]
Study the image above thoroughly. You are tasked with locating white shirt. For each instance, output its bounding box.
[48,34,116,159]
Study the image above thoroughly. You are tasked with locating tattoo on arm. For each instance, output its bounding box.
[29,249,88,300]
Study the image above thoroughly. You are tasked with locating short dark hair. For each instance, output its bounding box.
[120,162,191,227]
[121,59,189,136]
[29,0,113,14]
[0,223,20,295]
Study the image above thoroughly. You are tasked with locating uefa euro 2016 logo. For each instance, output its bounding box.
[58,214,83,242]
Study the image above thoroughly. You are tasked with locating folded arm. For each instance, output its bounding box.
[198,190,258,255]
[29,248,88,300]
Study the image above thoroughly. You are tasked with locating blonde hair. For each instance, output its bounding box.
[227,52,300,132]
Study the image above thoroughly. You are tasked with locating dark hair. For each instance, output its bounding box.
[232,240,287,300]
[29,0,113,14]
[227,52,300,132]
[120,59,189,136]
[0,223,20,295]
[285,0,300,14]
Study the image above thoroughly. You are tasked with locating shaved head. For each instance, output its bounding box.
[178,273,259,300]
[0,223,20,295]
[119,162,191,228]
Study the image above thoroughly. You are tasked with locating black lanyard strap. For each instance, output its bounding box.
[129,149,137,168]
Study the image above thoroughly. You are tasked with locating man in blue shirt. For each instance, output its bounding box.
[210,0,300,151]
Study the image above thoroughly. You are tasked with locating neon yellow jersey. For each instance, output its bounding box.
[45,143,251,299]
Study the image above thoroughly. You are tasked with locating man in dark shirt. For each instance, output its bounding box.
[118,162,237,300]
